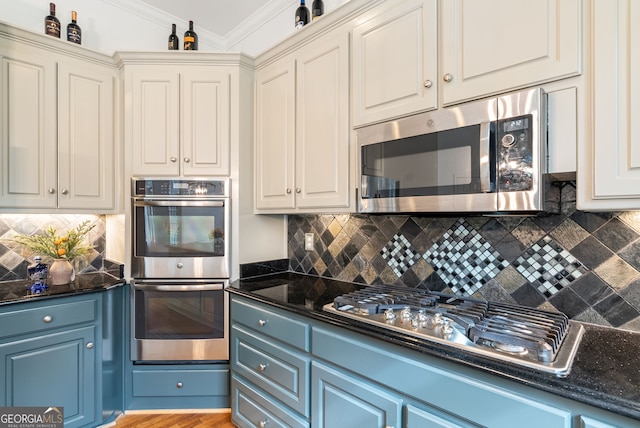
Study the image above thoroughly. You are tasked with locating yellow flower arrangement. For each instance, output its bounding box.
[13,220,96,261]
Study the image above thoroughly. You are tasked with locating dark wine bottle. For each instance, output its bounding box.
[295,0,310,29]
[168,23,179,50]
[183,20,198,50]
[312,0,324,21]
[67,11,81,44]
[44,3,61,38]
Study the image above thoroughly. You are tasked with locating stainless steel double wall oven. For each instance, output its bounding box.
[130,178,230,362]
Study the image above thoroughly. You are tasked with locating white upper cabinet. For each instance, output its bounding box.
[255,27,351,212]
[352,0,437,127]
[440,0,582,105]
[0,27,116,212]
[125,63,230,177]
[578,0,640,210]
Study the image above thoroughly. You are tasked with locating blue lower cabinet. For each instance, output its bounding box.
[126,364,230,410]
[405,404,470,428]
[231,374,309,428]
[311,361,402,428]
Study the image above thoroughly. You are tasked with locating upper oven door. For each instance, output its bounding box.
[358,95,499,213]
[131,198,230,278]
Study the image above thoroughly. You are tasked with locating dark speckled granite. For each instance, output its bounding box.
[228,272,640,421]
[0,272,125,305]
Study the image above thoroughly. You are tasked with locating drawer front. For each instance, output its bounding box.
[312,326,573,428]
[0,298,97,339]
[132,368,229,397]
[231,298,310,351]
[232,324,310,416]
[231,374,310,428]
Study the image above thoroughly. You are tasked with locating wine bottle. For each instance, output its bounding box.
[312,0,324,21]
[184,20,198,51]
[67,11,81,45]
[295,0,310,30]
[168,23,179,50]
[44,3,61,38]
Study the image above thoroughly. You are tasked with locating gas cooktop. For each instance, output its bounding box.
[323,285,584,377]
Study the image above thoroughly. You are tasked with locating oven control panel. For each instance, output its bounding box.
[132,178,229,197]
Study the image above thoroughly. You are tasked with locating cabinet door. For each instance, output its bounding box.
[0,326,97,428]
[311,361,402,428]
[352,0,437,127]
[578,0,640,209]
[0,48,57,208]
[58,59,115,210]
[295,30,350,209]
[440,0,581,105]
[181,69,230,176]
[130,70,180,176]
[255,57,296,210]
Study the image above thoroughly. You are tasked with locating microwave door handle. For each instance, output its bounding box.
[479,121,492,193]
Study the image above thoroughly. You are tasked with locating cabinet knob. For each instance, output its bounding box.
[258,319,267,327]
[86,342,94,349]
[259,419,269,428]
[258,363,268,372]
[424,80,433,88]
[48,188,56,194]
[296,188,301,194]
[443,73,453,82]
[170,157,178,163]
[61,189,69,195]
[43,315,53,323]
[177,382,183,388]
[177,262,184,269]
[286,188,292,194]
[183,157,191,163]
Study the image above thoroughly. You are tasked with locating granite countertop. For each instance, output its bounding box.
[0,271,126,305]
[228,272,640,422]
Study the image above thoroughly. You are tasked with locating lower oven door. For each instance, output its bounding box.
[131,279,229,362]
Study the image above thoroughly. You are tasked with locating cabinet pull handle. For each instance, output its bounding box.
[47,188,56,194]
[43,315,53,323]
[258,319,267,327]
[177,382,183,388]
[183,157,191,163]
[259,419,269,428]
[258,363,268,372]
[170,157,178,163]
[86,342,94,349]
[424,80,433,88]
[61,189,69,195]
[443,73,453,82]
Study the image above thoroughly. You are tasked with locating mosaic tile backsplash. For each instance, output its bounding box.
[288,185,640,333]
[0,214,108,281]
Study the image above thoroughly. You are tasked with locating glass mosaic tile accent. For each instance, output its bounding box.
[381,233,419,277]
[423,220,508,296]
[513,236,588,298]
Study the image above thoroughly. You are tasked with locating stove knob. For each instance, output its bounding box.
[177,263,184,269]
[417,309,429,323]
[426,312,443,328]
[400,306,412,319]
[442,319,453,337]
[384,308,396,320]
[410,316,420,329]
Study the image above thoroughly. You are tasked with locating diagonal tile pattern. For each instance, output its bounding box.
[288,181,640,332]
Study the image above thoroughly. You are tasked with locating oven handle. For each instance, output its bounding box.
[133,199,225,207]
[479,121,492,193]
[133,282,225,291]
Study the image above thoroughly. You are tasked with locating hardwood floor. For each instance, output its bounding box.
[112,411,236,428]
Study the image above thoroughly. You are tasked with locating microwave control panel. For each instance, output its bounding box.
[497,114,534,192]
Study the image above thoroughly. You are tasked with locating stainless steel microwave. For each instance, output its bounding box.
[357,88,548,214]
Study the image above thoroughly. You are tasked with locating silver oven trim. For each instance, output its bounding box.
[357,88,546,214]
[130,279,229,362]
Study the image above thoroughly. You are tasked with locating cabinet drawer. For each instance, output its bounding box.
[231,374,310,428]
[312,326,572,428]
[231,298,310,351]
[232,324,310,416]
[132,368,229,397]
[0,298,97,339]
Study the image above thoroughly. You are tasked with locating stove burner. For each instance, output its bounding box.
[324,285,584,377]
